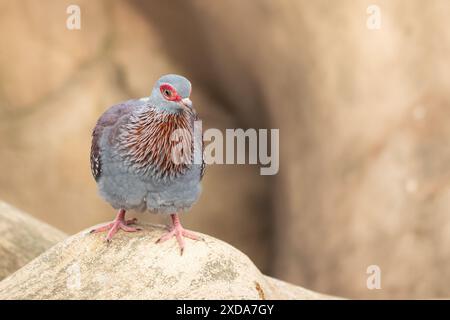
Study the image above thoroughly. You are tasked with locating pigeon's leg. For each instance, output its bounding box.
[156,213,202,255]
[89,209,141,242]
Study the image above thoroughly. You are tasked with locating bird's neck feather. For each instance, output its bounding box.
[119,107,195,178]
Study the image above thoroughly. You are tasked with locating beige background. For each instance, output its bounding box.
[1,0,450,299]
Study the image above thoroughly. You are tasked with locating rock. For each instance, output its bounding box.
[0,201,66,281]
[263,276,337,300]
[0,222,331,300]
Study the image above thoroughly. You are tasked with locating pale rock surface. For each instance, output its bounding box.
[0,201,66,281]
[0,222,332,300]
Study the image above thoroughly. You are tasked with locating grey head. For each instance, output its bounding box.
[149,74,193,114]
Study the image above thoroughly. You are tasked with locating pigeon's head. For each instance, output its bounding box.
[150,74,193,113]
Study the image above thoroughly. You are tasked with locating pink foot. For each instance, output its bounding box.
[156,214,202,255]
[90,210,141,242]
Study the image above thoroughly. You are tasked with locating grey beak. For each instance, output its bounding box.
[181,97,192,108]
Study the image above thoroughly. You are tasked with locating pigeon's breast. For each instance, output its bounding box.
[96,108,203,213]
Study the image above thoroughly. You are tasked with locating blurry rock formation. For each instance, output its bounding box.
[0,219,332,300]
[0,0,449,298]
[0,201,66,280]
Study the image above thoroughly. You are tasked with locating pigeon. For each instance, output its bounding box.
[89,74,205,254]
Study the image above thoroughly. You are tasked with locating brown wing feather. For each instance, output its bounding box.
[90,101,137,181]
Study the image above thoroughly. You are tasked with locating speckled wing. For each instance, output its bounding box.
[90,101,137,181]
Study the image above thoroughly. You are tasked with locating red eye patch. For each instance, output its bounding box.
[160,84,181,101]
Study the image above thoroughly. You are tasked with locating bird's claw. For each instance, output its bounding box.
[90,218,141,242]
[125,218,138,225]
[156,226,201,255]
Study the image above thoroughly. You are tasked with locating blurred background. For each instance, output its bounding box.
[1,0,450,299]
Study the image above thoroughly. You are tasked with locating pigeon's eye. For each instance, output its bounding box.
[160,84,178,101]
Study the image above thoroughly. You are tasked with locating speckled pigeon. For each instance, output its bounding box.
[89,74,205,254]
